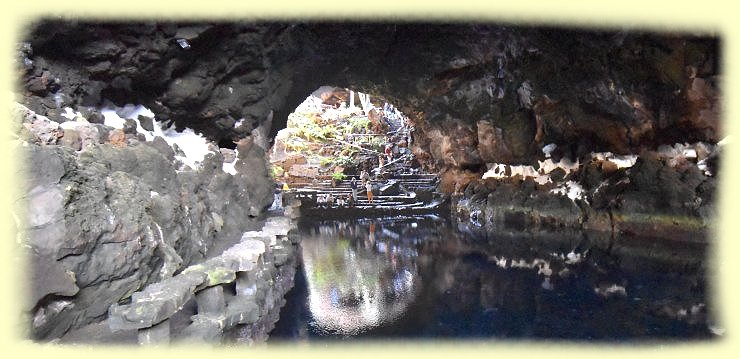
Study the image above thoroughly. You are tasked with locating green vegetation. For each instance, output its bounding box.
[280,104,384,175]
[332,171,347,181]
[287,111,347,142]
[270,165,285,178]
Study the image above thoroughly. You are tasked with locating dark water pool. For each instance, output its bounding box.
[269,215,716,342]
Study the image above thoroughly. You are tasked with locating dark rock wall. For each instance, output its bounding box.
[14,104,272,340]
[19,22,719,173]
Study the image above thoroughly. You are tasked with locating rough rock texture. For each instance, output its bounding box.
[18,22,719,187]
[13,104,273,340]
[13,20,720,340]
[453,144,719,244]
[104,214,298,345]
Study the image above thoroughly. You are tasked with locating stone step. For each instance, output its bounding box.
[295,178,437,187]
[292,184,434,192]
[304,196,421,204]
[304,201,438,213]
[297,184,434,193]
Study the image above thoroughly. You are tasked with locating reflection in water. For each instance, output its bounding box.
[270,216,713,341]
[301,218,419,335]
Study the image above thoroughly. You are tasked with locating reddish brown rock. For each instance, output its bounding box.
[477,120,514,164]
[108,129,126,147]
[422,122,481,169]
[439,168,480,194]
[682,73,721,142]
[288,164,319,178]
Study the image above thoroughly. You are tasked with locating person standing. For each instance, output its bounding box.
[365,179,374,204]
[350,177,358,202]
[360,169,369,185]
[398,136,409,156]
[269,182,283,210]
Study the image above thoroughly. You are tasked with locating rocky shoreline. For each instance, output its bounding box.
[451,141,720,245]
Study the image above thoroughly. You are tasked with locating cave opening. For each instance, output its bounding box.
[268,85,419,188]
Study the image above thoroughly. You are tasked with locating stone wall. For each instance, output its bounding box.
[105,214,300,345]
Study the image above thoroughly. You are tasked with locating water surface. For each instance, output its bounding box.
[270,215,713,342]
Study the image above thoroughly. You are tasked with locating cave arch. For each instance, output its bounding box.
[20,20,720,180]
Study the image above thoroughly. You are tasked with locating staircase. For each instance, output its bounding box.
[282,106,440,217]
[289,172,444,217]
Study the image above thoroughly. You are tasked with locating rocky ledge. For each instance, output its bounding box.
[453,140,721,244]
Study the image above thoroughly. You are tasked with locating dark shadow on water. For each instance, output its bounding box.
[269,215,714,343]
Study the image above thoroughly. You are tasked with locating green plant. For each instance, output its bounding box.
[347,116,370,132]
[284,136,308,152]
[270,165,284,178]
[333,154,353,167]
[331,171,347,181]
